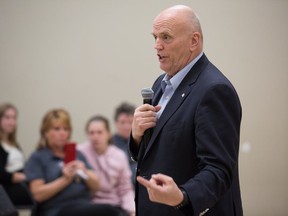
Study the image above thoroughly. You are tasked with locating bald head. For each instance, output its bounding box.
[155,5,203,40]
[152,5,203,76]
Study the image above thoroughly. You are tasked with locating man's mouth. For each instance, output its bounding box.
[158,54,166,61]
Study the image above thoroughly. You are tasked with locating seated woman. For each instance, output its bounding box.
[78,115,135,216]
[25,109,119,216]
[0,103,33,207]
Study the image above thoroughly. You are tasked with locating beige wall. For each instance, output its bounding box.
[0,0,287,215]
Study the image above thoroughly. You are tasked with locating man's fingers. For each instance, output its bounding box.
[154,105,161,112]
[151,173,173,185]
[137,173,172,187]
[137,176,159,190]
[136,176,151,189]
[137,104,155,112]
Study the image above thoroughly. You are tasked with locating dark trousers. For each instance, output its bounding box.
[2,183,35,207]
[56,203,129,216]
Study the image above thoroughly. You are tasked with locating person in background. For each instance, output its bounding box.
[78,115,135,216]
[25,109,118,216]
[112,102,136,185]
[0,103,32,206]
[130,5,243,216]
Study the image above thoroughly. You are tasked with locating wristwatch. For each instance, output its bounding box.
[174,188,189,210]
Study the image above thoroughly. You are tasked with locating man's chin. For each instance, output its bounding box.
[159,64,168,72]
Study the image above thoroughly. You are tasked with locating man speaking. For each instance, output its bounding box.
[129,5,243,216]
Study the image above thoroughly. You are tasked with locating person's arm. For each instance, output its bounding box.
[0,159,26,184]
[129,104,161,161]
[74,160,99,193]
[0,147,13,184]
[116,152,135,215]
[84,170,99,192]
[0,146,27,184]
[12,172,26,183]
[131,104,160,145]
[29,161,76,202]
[184,84,241,214]
[30,176,72,202]
[137,174,183,206]
[128,134,140,162]
[0,163,13,184]
[137,83,241,215]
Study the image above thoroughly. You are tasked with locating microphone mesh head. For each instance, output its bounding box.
[141,88,154,99]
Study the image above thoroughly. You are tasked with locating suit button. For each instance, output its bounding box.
[136,169,140,175]
[141,175,149,180]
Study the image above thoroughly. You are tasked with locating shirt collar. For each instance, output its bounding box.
[161,52,203,92]
[43,147,63,160]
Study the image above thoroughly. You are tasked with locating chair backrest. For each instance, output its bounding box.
[0,185,18,216]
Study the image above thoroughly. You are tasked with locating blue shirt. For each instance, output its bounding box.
[25,147,92,216]
[157,52,203,118]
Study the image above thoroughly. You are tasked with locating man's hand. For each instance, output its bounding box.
[131,104,161,144]
[137,173,184,206]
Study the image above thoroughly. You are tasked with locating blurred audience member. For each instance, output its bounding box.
[112,102,137,185]
[25,109,119,216]
[78,115,135,216]
[0,103,32,206]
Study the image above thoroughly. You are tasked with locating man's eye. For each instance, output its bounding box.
[163,35,171,41]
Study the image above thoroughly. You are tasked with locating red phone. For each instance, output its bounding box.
[64,142,76,164]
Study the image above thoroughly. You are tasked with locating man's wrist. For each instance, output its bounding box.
[174,188,189,210]
[131,131,142,145]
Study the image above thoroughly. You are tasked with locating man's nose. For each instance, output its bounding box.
[154,38,163,50]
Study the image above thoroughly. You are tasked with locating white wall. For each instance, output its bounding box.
[0,0,287,215]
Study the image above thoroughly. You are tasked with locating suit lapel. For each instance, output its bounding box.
[152,74,164,106]
[143,54,209,159]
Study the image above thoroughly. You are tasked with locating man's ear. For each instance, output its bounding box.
[190,32,201,52]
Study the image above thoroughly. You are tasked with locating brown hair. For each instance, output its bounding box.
[0,103,19,148]
[37,108,72,150]
[86,115,110,132]
[85,115,111,144]
[114,102,135,121]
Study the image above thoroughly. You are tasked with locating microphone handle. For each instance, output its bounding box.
[143,98,153,149]
[143,99,152,104]
[137,98,153,165]
[137,127,152,166]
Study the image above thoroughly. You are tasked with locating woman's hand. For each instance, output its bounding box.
[62,161,78,180]
[74,160,87,173]
[12,172,26,183]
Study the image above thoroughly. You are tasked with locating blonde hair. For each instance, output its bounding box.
[37,108,72,150]
[0,103,19,148]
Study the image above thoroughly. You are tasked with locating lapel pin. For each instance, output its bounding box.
[182,93,185,98]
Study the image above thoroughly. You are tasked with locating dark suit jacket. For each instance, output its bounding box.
[0,143,35,207]
[130,54,243,216]
[0,143,13,184]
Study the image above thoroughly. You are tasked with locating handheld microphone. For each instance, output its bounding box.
[139,88,154,152]
[141,88,154,105]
